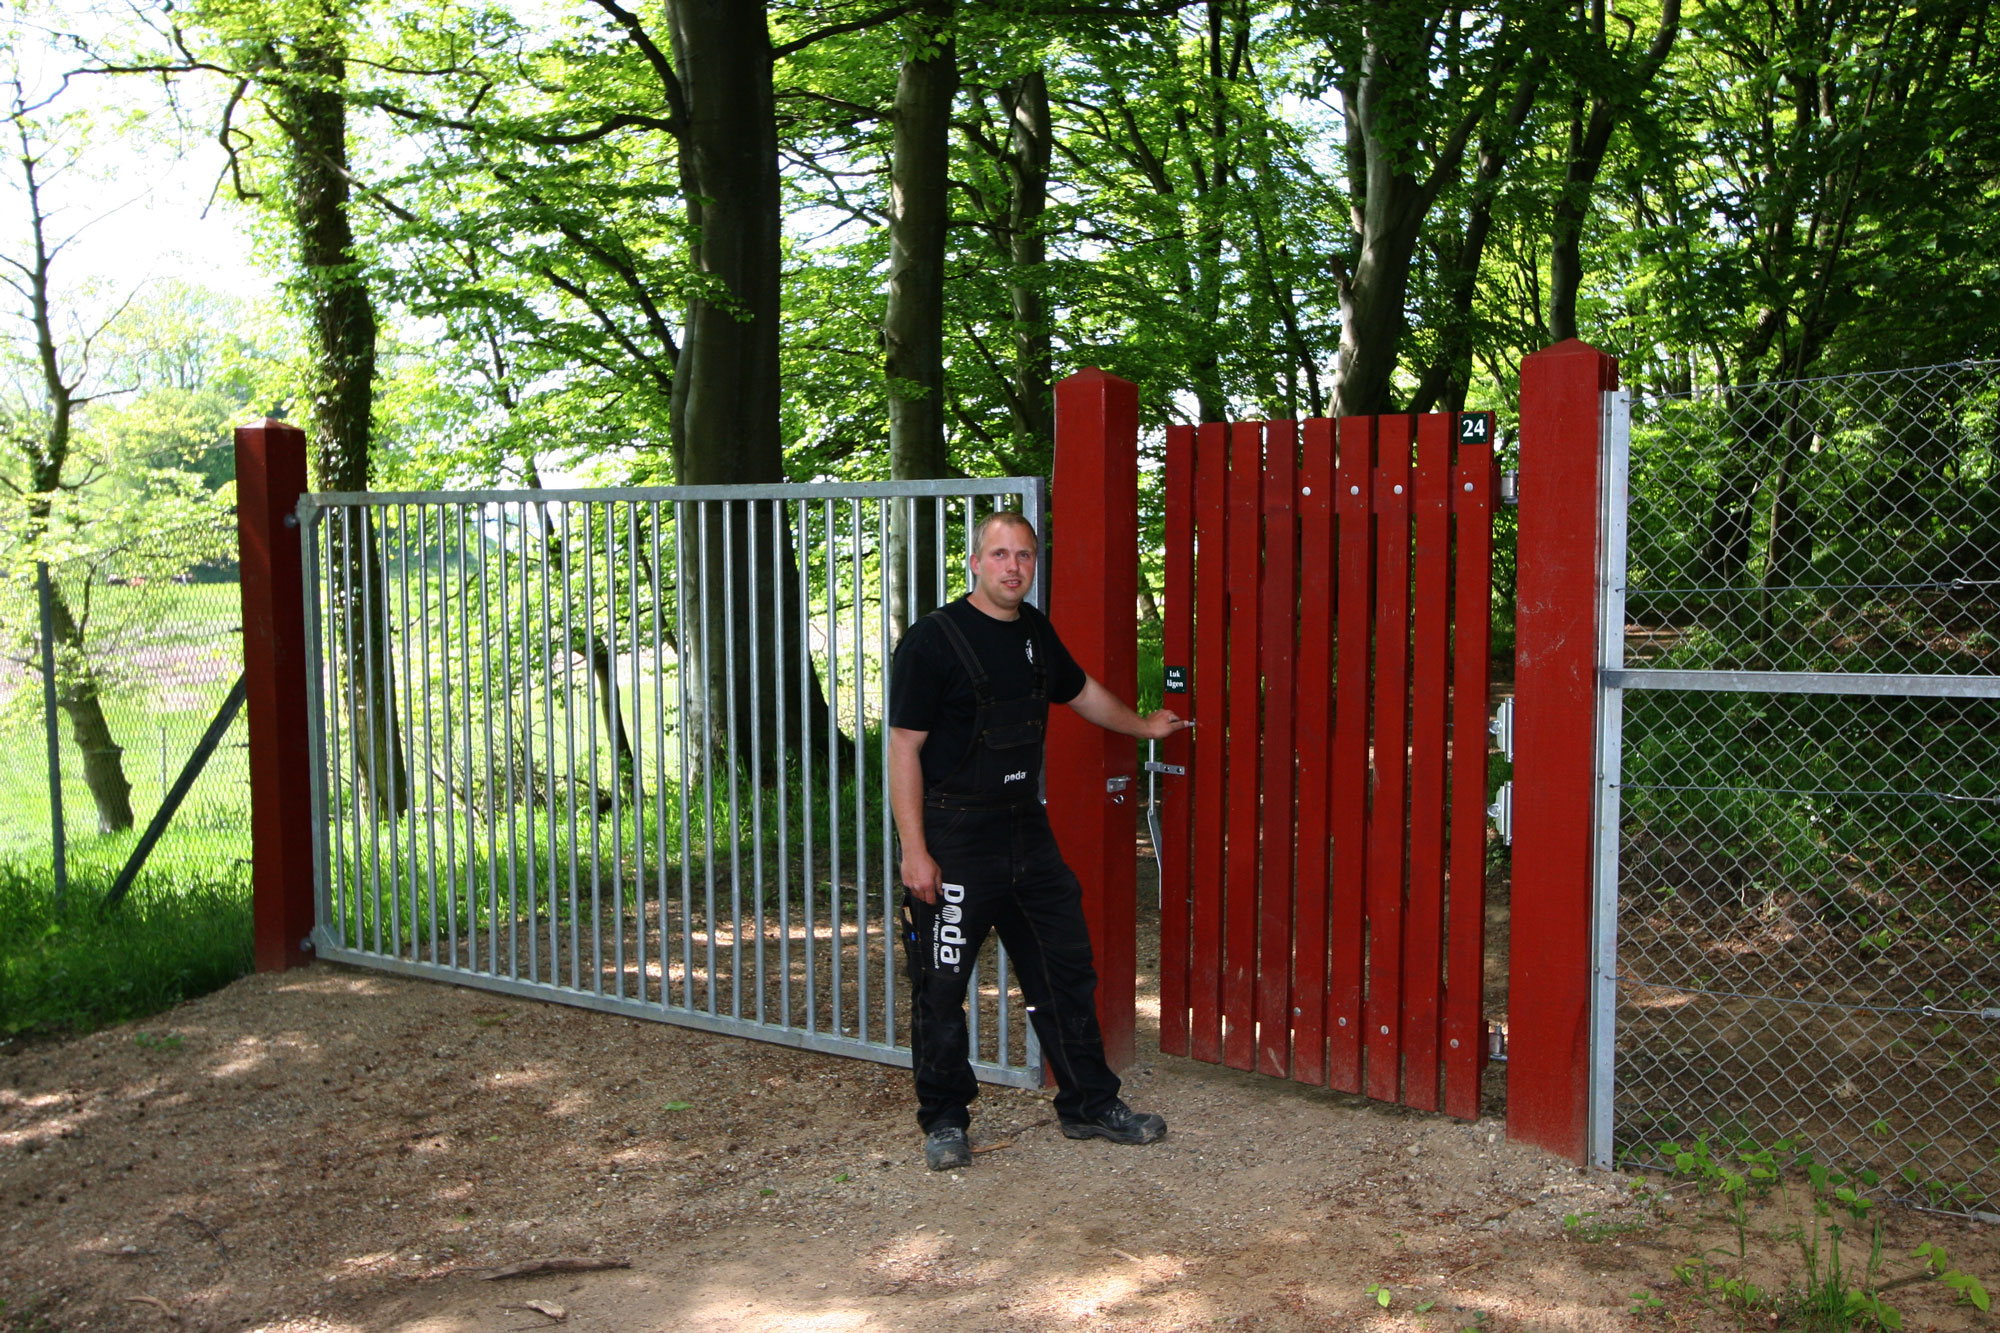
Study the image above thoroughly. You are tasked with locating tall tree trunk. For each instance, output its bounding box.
[44,579,135,834]
[885,0,957,635]
[1001,69,1052,459]
[663,0,842,774]
[9,118,135,833]
[1547,0,1680,342]
[276,11,408,816]
[1331,11,1501,418]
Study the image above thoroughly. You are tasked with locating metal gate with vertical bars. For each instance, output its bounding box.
[298,480,1047,1087]
[1154,412,1498,1117]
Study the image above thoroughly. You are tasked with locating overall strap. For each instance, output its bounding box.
[929,609,997,708]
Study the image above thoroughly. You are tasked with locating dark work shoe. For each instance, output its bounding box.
[1060,1099,1167,1145]
[924,1125,972,1171]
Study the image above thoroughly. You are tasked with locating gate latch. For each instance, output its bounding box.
[1489,698,1514,761]
[1143,760,1186,776]
[1107,775,1132,804]
[1487,781,1513,845]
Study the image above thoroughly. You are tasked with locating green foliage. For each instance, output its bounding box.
[0,857,251,1038]
[1657,1137,1993,1330]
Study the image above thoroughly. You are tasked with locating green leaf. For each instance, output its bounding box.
[662,1100,693,1112]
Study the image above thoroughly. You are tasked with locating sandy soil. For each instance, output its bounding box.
[3,875,1995,1332]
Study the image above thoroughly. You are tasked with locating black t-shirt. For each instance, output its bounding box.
[889,596,1088,787]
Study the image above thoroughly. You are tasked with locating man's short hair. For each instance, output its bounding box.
[970,510,1038,560]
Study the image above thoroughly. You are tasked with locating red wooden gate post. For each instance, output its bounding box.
[1047,368,1140,1072]
[237,419,316,973]
[1508,340,1618,1161]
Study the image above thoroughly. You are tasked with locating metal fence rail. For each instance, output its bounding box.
[300,479,1046,1086]
[1597,361,2000,1218]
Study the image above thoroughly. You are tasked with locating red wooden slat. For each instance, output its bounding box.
[1160,423,1196,1057]
[1256,421,1298,1078]
[1402,414,1453,1111]
[1222,421,1264,1071]
[1327,416,1374,1092]
[1364,416,1414,1105]
[1445,427,1497,1119]
[1291,419,1337,1086]
[1190,422,1230,1064]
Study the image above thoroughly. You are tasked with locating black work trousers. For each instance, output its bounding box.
[901,801,1123,1133]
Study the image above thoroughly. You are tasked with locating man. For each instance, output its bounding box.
[889,510,1192,1171]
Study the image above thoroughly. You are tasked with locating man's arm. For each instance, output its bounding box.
[1065,675,1194,741]
[889,726,942,903]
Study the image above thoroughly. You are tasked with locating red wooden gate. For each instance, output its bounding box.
[1155,412,1497,1118]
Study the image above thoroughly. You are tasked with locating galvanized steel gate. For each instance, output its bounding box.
[1153,412,1499,1117]
[1590,363,2000,1217]
[299,480,1046,1087]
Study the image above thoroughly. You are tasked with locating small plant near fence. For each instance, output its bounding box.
[1655,1135,1990,1329]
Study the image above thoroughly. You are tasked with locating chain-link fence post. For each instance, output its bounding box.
[36,559,65,908]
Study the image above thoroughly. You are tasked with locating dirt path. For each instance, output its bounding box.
[4,963,1995,1333]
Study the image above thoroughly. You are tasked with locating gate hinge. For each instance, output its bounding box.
[1487,781,1513,845]
[1488,698,1514,761]
[1143,761,1186,776]
[1487,1024,1508,1062]
[1499,471,1520,506]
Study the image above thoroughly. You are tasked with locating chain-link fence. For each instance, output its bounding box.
[1609,361,2000,1218]
[0,521,248,894]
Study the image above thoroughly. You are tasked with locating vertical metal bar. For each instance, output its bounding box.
[561,502,580,989]
[699,502,718,1013]
[381,508,408,961]
[516,501,536,983]
[853,496,868,1044]
[628,502,646,1003]
[396,506,420,961]
[477,504,501,974]
[650,502,670,1009]
[800,499,816,1034]
[500,505,521,979]
[1590,388,1632,1170]
[326,514,354,948]
[417,505,441,964]
[540,502,560,986]
[826,496,842,1036]
[1021,478,1048,609]
[302,510,335,948]
[35,561,65,908]
[585,501,602,994]
[455,505,476,968]
[361,508,385,955]
[607,500,625,1000]
[439,504,459,968]
[878,498,894,1046]
[774,499,790,1027]
[723,501,741,1019]
[675,501,695,1008]
[748,502,765,1024]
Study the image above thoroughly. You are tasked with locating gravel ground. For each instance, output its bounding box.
[3,889,1994,1331]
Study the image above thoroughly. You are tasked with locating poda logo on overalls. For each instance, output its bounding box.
[935,883,967,967]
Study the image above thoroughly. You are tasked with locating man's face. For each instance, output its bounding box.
[970,520,1038,612]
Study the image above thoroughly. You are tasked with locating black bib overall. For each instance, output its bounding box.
[899,606,1122,1133]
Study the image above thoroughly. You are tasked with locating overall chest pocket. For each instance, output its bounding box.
[979,717,1044,750]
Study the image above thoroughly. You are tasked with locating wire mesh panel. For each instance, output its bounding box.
[301,481,1046,1087]
[1606,361,2000,1218]
[0,522,247,882]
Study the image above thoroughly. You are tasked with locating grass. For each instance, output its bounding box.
[0,855,252,1039]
